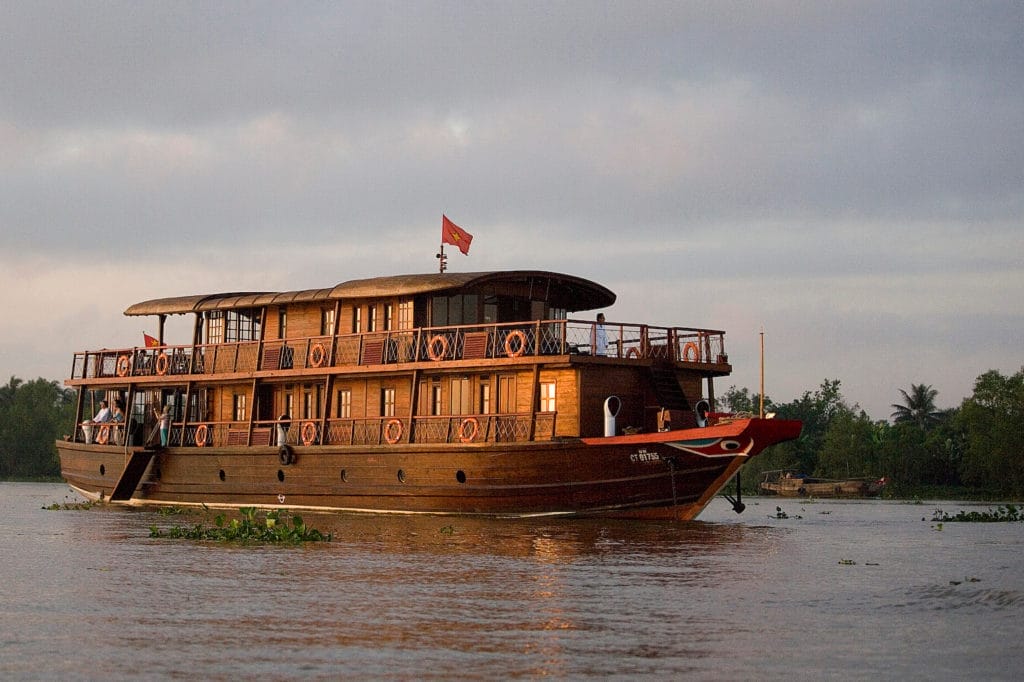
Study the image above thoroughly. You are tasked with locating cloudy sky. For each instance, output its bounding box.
[2,1,1021,419]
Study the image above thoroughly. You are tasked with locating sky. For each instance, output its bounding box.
[1,1,1021,420]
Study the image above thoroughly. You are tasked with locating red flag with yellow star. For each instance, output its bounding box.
[441,215,473,255]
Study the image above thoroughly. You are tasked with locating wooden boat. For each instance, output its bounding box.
[759,469,887,498]
[57,270,801,520]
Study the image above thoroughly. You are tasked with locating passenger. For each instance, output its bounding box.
[153,405,171,447]
[595,313,608,356]
[111,400,125,423]
[91,401,112,423]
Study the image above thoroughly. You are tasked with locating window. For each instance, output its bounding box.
[208,313,224,344]
[367,306,377,332]
[398,301,413,330]
[336,388,352,418]
[303,388,313,419]
[321,308,335,336]
[283,392,294,420]
[450,378,471,415]
[431,383,442,416]
[384,303,393,330]
[226,309,261,342]
[431,294,479,326]
[381,388,396,417]
[232,393,246,422]
[480,383,491,414]
[540,381,556,412]
[278,309,288,339]
[351,306,361,334]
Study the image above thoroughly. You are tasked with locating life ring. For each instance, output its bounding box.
[626,347,641,359]
[427,334,448,361]
[195,424,208,447]
[683,342,700,362]
[504,330,527,358]
[300,421,317,446]
[384,419,403,444]
[116,354,130,377]
[279,445,294,465]
[155,352,170,376]
[458,417,479,443]
[309,342,327,368]
[96,424,110,445]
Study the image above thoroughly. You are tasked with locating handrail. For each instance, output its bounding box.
[69,319,728,380]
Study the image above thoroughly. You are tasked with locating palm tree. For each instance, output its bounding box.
[891,383,943,428]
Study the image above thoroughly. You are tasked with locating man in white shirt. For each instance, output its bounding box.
[91,400,112,423]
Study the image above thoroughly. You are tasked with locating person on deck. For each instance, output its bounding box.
[91,401,111,423]
[595,313,608,356]
[153,405,171,447]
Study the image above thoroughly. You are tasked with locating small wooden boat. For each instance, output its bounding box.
[759,469,886,498]
[57,269,801,519]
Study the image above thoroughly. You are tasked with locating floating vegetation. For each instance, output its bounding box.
[838,559,857,565]
[772,506,803,520]
[156,506,191,516]
[43,498,98,511]
[150,507,332,543]
[929,505,1023,523]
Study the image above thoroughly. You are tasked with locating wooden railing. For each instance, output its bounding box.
[69,320,727,380]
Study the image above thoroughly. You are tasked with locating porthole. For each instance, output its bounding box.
[339,469,348,482]
[277,469,285,482]
[99,464,105,476]
[219,469,226,481]
[397,469,406,483]
[456,470,466,484]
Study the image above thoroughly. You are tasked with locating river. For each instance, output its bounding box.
[1,482,1021,680]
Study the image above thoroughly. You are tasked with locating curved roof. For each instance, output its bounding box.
[124,270,615,317]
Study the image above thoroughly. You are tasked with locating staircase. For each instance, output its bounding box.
[649,365,690,411]
[110,449,157,502]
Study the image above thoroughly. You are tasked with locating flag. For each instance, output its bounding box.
[144,333,161,348]
[441,214,473,255]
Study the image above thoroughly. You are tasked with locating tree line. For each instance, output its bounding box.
[2,369,1022,499]
[724,368,1024,499]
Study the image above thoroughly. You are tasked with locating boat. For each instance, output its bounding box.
[56,269,801,520]
[759,469,887,498]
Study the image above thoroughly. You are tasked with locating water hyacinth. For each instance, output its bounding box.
[150,507,332,543]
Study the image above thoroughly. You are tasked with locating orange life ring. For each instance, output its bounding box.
[458,417,479,443]
[301,421,317,446]
[626,347,641,359]
[683,342,700,362]
[116,354,130,377]
[155,352,170,376]
[309,342,327,368]
[384,419,403,444]
[195,424,208,447]
[96,424,111,445]
[427,334,448,361]
[504,330,527,358]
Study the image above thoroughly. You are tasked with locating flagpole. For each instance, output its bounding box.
[436,244,448,273]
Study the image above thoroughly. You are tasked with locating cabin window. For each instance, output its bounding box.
[431,294,479,326]
[367,305,377,332]
[321,309,335,336]
[282,392,294,420]
[381,388,396,417]
[497,375,515,413]
[336,388,351,418]
[484,296,498,324]
[398,301,413,330]
[232,393,246,422]
[384,303,393,330]
[208,313,224,344]
[278,309,288,339]
[480,383,491,414]
[450,378,471,415]
[225,309,261,342]
[540,381,556,412]
[431,383,442,416]
[302,389,312,419]
[351,306,361,334]
[549,307,567,320]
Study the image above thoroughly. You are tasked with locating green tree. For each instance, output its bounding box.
[718,385,773,415]
[0,377,75,479]
[891,383,943,429]
[817,408,883,479]
[957,369,1024,497]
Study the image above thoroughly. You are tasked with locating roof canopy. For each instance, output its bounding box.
[123,271,615,317]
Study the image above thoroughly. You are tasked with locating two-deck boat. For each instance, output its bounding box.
[57,270,801,519]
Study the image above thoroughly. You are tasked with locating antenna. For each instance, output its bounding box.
[436,244,448,273]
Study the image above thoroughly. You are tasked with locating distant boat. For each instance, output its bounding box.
[56,268,802,520]
[759,469,886,498]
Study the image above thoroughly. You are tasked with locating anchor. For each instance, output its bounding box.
[723,470,746,514]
